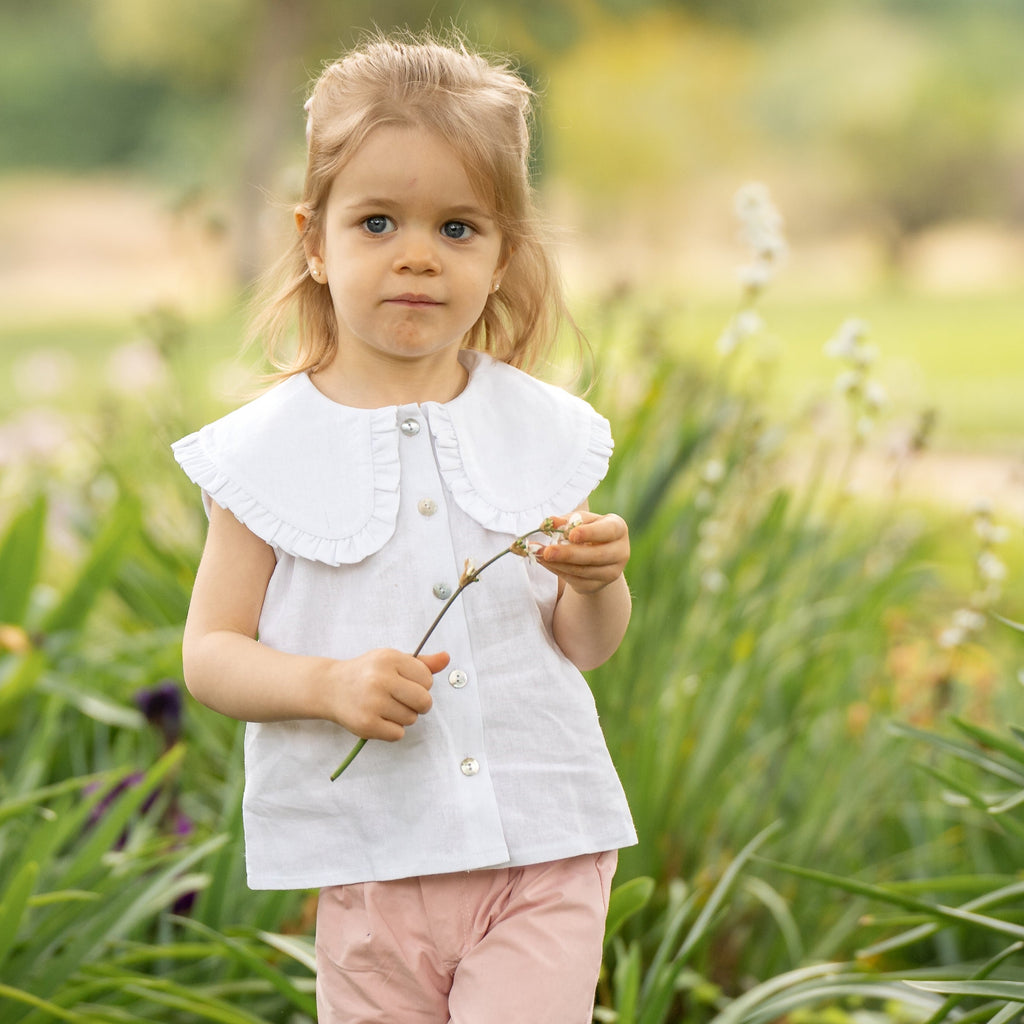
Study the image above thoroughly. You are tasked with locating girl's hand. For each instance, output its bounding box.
[539,511,630,595]
[328,649,448,741]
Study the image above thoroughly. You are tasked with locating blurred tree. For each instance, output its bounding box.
[749,5,1024,276]
[5,0,1021,283]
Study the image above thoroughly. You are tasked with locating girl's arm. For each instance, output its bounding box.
[182,502,443,740]
[539,509,632,672]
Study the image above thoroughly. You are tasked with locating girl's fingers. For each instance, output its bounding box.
[542,541,626,566]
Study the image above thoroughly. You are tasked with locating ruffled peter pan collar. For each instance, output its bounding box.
[171,351,613,566]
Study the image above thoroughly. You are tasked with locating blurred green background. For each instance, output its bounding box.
[1,0,1022,458]
[2,3,1024,1021]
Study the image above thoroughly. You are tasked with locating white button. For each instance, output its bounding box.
[460,757,479,777]
[448,669,468,689]
[400,418,421,437]
[432,582,453,600]
[417,498,438,517]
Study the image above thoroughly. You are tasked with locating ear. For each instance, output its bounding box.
[295,204,321,258]
[492,246,513,292]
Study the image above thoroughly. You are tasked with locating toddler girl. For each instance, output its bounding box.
[174,33,636,1024]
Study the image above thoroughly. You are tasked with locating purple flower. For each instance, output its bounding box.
[134,679,183,747]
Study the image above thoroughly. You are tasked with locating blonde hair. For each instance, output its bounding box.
[252,31,572,378]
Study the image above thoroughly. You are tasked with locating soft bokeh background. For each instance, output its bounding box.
[3,2,1024,1020]
[2,0,1022,470]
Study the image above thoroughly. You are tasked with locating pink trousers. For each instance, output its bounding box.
[315,851,617,1024]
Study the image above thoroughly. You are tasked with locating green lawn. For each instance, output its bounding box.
[2,287,1022,448]
[633,288,1024,450]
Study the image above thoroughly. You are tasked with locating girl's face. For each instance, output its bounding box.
[300,125,507,405]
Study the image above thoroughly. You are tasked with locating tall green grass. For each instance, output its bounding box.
[1,282,1022,1018]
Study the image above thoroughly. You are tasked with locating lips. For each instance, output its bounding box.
[387,293,442,306]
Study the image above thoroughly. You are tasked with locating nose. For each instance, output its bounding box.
[394,228,441,275]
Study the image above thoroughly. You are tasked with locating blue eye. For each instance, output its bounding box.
[363,215,395,234]
[441,221,474,240]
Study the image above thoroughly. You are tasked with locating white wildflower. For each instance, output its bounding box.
[12,349,76,400]
[855,415,875,440]
[835,369,863,395]
[695,488,715,510]
[701,460,726,485]
[825,319,870,361]
[938,626,966,649]
[698,518,724,540]
[701,568,728,594]
[716,324,741,356]
[0,408,73,467]
[737,261,775,292]
[736,311,764,336]
[107,340,168,395]
[697,539,721,563]
[731,183,787,294]
[952,608,986,633]
[864,381,888,411]
[975,518,1010,545]
[978,552,1007,583]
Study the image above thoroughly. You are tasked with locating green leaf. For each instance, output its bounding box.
[0,494,47,624]
[0,650,47,728]
[910,980,1024,1002]
[952,717,1024,768]
[0,861,39,969]
[40,495,142,636]
[676,822,782,965]
[919,942,1024,1024]
[82,966,273,1024]
[612,937,642,1023]
[604,876,655,949]
[0,981,88,1023]
[172,917,317,1015]
[760,858,1024,942]
[257,930,317,973]
[61,745,185,891]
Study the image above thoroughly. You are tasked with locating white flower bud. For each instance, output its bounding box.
[938,626,965,649]
[701,460,726,485]
[952,608,986,633]
[977,552,1007,583]
[701,568,728,594]
[835,369,863,395]
[864,381,888,411]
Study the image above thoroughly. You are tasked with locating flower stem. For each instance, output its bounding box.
[329,522,558,780]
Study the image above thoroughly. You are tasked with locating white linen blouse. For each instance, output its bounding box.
[172,350,636,889]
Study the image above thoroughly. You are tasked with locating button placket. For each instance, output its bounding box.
[396,403,503,844]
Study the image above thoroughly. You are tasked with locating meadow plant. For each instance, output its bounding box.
[3,184,1022,1022]
[938,501,1012,652]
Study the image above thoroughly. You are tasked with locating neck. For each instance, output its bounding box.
[310,350,469,409]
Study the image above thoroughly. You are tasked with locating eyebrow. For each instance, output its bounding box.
[344,197,495,222]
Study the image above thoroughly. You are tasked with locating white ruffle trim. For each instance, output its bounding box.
[171,380,401,565]
[429,360,614,536]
